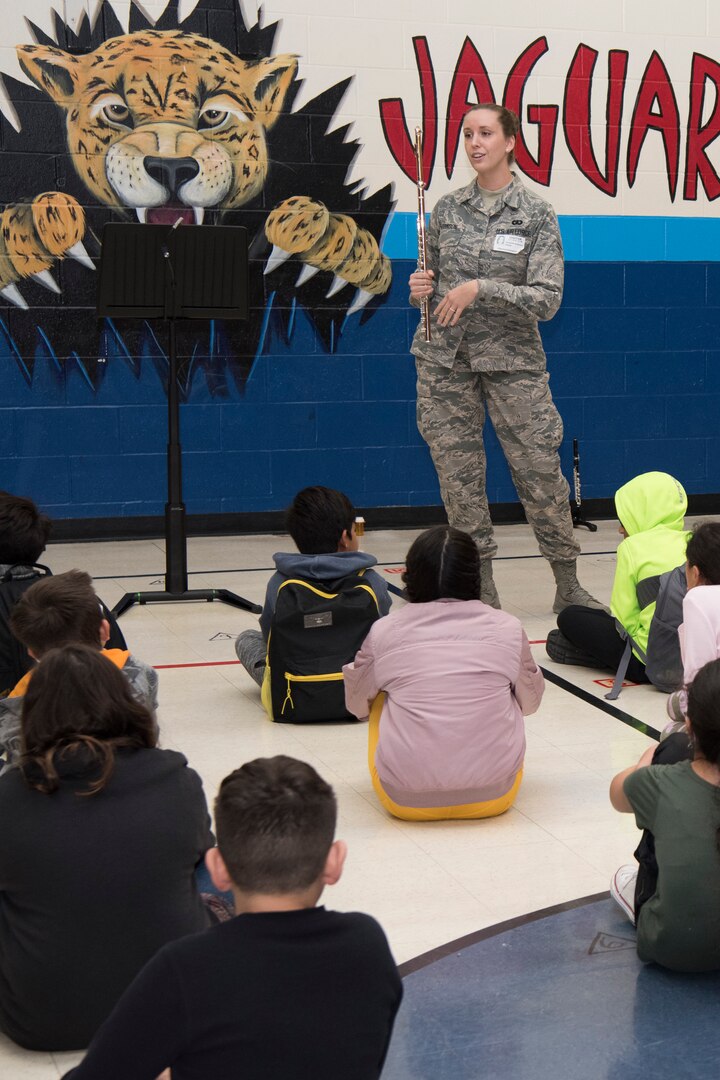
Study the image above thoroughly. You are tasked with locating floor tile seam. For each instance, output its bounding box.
[349,786,478,861]
[559,747,650,781]
[508,805,615,849]
[546,824,626,884]
[435,869,607,921]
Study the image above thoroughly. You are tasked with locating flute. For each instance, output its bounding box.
[414,126,431,342]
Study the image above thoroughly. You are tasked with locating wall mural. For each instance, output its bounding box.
[0,0,394,397]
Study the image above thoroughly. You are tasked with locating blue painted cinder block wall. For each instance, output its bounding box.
[2,257,719,519]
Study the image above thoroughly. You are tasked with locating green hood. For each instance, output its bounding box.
[614,472,687,536]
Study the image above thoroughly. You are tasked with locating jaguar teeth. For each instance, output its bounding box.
[193,207,204,225]
[135,208,148,223]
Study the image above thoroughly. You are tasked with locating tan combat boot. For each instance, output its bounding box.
[480,559,501,609]
[550,560,605,614]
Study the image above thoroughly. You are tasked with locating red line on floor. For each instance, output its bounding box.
[158,646,550,669]
[153,660,241,670]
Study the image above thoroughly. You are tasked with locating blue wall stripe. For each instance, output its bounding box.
[382,212,720,262]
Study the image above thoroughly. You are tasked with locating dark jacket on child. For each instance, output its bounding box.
[62,906,402,1079]
[0,746,212,1051]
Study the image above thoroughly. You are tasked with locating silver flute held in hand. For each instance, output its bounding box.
[414,126,431,342]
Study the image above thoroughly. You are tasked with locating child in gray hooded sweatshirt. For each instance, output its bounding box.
[235,487,391,686]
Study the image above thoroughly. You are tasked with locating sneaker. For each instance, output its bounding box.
[610,864,637,926]
[660,719,686,741]
[666,689,686,724]
[545,629,599,667]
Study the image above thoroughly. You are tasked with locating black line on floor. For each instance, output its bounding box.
[89,549,617,582]
[398,892,610,977]
[540,666,662,741]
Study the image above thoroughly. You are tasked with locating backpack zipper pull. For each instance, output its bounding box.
[281,676,294,714]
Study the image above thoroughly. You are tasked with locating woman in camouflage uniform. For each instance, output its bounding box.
[409,104,601,612]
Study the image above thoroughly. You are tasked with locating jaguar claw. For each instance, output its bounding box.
[296,263,320,286]
[325,274,348,298]
[32,269,61,294]
[346,289,374,316]
[66,241,95,270]
[0,283,29,309]
[264,245,292,274]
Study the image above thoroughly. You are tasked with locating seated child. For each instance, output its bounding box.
[343,526,545,821]
[546,471,689,684]
[609,658,720,972]
[665,521,720,730]
[0,569,157,763]
[62,755,403,1079]
[0,645,212,1051]
[0,489,125,696]
[235,485,391,687]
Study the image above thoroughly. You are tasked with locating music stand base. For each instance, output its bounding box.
[572,512,598,532]
[112,588,261,619]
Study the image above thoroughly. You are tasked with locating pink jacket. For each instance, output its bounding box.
[681,585,720,684]
[343,599,544,808]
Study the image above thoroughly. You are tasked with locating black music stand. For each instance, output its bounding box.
[97,222,261,618]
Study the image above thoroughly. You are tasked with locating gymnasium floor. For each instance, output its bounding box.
[1,517,713,1077]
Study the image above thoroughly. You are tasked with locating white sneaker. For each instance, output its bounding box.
[610,864,637,926]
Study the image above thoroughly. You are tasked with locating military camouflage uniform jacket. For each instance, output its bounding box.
[411,173,563,371]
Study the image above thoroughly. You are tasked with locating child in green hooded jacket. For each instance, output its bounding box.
[546,472,689,682]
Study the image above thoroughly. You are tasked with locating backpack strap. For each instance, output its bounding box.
[605,625,647,701]
[605,572,662,700]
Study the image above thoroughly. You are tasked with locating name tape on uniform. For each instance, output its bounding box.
[493,233,526,254]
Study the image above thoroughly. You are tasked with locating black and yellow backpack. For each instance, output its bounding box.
[261,573,380,723]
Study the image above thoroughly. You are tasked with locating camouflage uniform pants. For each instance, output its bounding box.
[416,356,580,562]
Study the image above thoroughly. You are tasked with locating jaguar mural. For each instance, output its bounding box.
[0,0,394,396]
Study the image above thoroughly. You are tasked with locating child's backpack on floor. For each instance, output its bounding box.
[261,573,380,723]
[606,563,687,699]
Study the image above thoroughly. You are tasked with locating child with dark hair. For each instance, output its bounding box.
[657,521,720,734]
[0,490,125,696]
[0,645,212,1051]
[62,755,402,1079]
[609,658,720,972]
[0,570,157,763]
[343,526,544,820]
[678,521,720,682]
[235,485,391,686]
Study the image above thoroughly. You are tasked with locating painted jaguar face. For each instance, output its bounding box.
[17,29,297,223]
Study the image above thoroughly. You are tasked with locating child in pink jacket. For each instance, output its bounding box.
[665,521,720,733]
[343,526,544,820]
